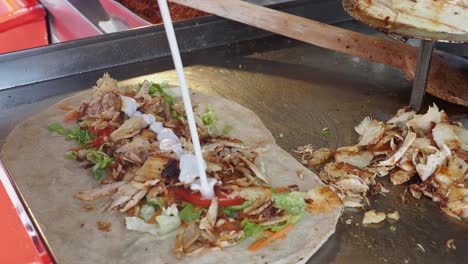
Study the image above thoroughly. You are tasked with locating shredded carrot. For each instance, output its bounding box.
[64,110,78,122]
[275,187,289,193]
[264,230,286,240]
[247,237,268,251]
[146,209,162,224]
[221,221,238,231]
[181,222,189,228]
[248,224,295,252]
[68,145,85,151]
[57,104,74,111]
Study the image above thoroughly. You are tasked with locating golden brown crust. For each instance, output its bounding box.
[305,186,343,214]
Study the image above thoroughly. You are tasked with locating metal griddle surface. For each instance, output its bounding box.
[0,21,467,264]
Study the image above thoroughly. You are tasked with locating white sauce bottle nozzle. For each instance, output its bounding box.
[157,0,214,199]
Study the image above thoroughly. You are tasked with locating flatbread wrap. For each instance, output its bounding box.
[1,74,342,263]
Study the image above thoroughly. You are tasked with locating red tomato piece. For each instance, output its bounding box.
[91,136,105,147]
[89,126,114,147]
[89,126,114,136]
[168,187,244,207]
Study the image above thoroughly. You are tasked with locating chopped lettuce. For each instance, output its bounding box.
[136,83,142,92]
[47,122,95,146]
[269,213,302,231]
[140,204,156,222]
[148,83,160,96]
[222,125,233,135]
[156,204,181,235]
[126,204,181,236]
[140,197,165,222]
[179,202,204,222]
[65,151,78,160]
[85,150,114,180]
[201,105,218,135]
[241,219,267,239]
[241,213,303,240]
[320,127,330,137]
[201,105,216,127]
[221,200,253,217]
[149,83,174,107]
[148,82,181,118]
[125,217,158,236]
[272,192,307,215]
[47,122,68,134]
[145,197,165,209]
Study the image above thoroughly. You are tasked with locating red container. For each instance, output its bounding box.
[0,0,48,54]
[0,158,53,263]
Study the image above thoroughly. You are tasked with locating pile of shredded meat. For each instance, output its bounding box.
[295,105,468,221]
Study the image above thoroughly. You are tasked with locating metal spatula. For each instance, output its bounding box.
[171,0,468,107]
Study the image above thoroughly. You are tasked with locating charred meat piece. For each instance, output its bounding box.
[134,154,171,182]
[162,158,180,179]
[79,92,122,120]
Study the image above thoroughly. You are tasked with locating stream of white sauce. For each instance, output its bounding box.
[121,95,216,194]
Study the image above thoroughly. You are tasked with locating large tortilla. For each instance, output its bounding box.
[1,87,342,264]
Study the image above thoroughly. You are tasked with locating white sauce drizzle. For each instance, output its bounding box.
[157,0,214,199]
[120,95,138,117]
[122,90,216,193]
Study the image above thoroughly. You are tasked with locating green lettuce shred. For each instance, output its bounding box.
[179,202,204,223]
[222,125,233,135]
[200,105,218,135]
[241,219,267,239]
[221,200,253,217]
[85,150,114,180]
[148,82,182,119]
[272,191,307,215]
[47,122,95,146]
[241,212,303,240]
[65,151,78,160]
[144,197,165,209]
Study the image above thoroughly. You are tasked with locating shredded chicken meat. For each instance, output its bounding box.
[295,104,468,222]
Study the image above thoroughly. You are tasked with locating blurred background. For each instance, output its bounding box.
[0,0,295,53]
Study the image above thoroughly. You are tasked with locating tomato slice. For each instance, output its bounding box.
[91,136,105,147]
[89,126,114,147]
[168,187,244,207]
[89,126,114,137]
